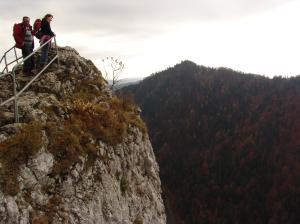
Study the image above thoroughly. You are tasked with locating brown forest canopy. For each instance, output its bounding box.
[120,61,300,224]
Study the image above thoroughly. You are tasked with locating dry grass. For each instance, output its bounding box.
[0,76,146,194]
[71,98,127,144]
[70,94,147,142]
[46,122,84,176]
[134,214,144,224]
[44,194,63,222]
[45,94,147,176]
[73,77,106,101]
[32,215,49,224]
[28,194,62,223]
[120,175,129,195]
[0,122,43,195]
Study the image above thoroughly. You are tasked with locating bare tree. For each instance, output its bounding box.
[102,57,124,90]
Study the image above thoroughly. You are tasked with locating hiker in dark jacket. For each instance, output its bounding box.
[39,14,55,67]
[14,16,35,74]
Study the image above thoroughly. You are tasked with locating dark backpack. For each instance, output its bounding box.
[33,19,42,39]
[13,23,23,49]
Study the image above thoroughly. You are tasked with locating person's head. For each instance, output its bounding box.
[22,16,30,24]
[44,14,53,23]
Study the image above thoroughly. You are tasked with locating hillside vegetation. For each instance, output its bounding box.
[120,61,300,224]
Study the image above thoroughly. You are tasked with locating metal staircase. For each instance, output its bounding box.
[0,37,59,123]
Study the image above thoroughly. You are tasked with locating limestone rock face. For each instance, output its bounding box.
[0,47,166,224]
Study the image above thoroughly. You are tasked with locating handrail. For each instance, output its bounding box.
[0,55,4,65]
[0,55,58,106]
[17,37,54,69]
[2,46,15,56]
[1,56,23,74]
[0,39,54,78]
[0,71,10,79]
[0,36,59,123]
[0,37,56,76]
[0,46,20,74]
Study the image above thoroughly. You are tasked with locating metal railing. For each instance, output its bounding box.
[0,36,59,123]
[0,46,22,75]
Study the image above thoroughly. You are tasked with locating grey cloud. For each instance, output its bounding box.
[1,0,298,78]
[1,0,294,36]
[77,48,132,61]
[53,0,295,33]
[68,0,294,21]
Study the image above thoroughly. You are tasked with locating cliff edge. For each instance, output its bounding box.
[0,47,166,224]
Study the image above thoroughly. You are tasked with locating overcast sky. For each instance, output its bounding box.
[1,0,300,78]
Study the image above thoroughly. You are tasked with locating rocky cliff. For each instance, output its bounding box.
[0,47,166,224]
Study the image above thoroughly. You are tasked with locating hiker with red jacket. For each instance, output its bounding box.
[13,16,34,75]
[39,14,55,67]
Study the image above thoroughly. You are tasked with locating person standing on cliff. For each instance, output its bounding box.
[39,14,55,68]
[13,16,35,75]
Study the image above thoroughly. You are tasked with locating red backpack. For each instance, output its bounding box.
[13,23,24,49]
[33,19,42,39]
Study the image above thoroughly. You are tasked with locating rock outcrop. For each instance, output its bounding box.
[0,47,166,223]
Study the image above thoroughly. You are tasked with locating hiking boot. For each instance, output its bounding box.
[31,69,39,74]
[23,71,31,76]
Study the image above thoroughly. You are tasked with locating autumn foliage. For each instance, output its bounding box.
[120,61,300,224]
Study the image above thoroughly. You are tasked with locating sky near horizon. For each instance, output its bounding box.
[1,0,300,78]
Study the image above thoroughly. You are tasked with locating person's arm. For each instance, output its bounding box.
[44,21,55,36]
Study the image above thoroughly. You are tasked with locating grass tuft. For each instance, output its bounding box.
[0,122,43,195]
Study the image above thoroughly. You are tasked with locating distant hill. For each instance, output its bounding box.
[107,78,141,90]
[120,60,300,224]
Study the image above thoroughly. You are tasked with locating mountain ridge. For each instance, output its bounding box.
[120,60,300,224]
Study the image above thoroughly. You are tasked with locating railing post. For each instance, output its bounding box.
[54,36,60,67]
[0,56,3,75]
[12,70,19,123]
[4,55,9,73]
[1,38,58,123]
[13,47,19,63]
